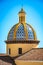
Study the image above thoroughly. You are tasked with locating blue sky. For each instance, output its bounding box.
[0,0,43,53]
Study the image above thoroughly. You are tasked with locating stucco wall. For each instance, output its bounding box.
[15,60,43,65]
[6,43,38,57]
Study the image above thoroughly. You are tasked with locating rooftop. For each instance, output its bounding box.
[15,48,43,61]
[0,55,15,65]
[0,48,43,65]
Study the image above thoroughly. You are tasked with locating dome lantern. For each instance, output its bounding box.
[18,8,26,23]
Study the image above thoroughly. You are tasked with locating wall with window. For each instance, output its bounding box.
[6,43,38,57]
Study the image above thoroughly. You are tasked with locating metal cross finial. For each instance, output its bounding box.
[21,0,23,9]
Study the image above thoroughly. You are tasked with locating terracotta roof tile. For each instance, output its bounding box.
[15,48,43,61]
[0,55,15,65]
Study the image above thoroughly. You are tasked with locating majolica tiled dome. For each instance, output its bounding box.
[7,8,37,41]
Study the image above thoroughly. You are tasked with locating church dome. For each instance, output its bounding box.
[7,8,37,41]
